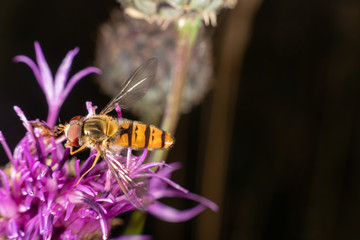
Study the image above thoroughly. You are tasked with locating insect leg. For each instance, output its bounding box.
[70,145,86,155]
[74,150,101,187]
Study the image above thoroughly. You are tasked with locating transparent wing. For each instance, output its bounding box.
[99,147,149,210]
[100,58,158,115]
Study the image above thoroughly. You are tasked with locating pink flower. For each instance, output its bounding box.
[0,42,217,240]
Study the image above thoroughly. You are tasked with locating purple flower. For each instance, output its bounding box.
[0,42,218,239]
[13,41,101,127]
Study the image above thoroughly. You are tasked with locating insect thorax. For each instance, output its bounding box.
[82,116,118,144]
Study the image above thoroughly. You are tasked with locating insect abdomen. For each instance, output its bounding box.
[114,121,173,149]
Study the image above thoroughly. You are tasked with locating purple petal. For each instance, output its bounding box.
[152,189,218,212]
[134,162,168,174]
[64,202,75,221]
[75,184,97,197]
[24,215,40,238]
[60,230,77,240]
[105,168,112,191]
[115,106,122,119]
[0,171,17,218]
[148,163,180,190]
[0,132,14,165]
[107,201,135,217]
[86,101,97,117]
[61,66,101,104]
[24,195,33,210]
[34,41,54,100]
[130,149,148,170]
[147,201,206,222]
[74,159,81,177]
[82,196,108,240]
[95,197,114,204]
[13,55,45,95]
[7,219,24,238]
[140,173,188,194]
[14,106,32,133]
[50,137,59,165]
[0,195,17,219]
[0,170,10,195]
[43,214,54,240]
[54,47,79,99]
[111,235,152,240]
[46,106,61,128]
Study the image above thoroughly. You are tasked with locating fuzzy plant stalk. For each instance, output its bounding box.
[162,18,202,135]
[125,18,202,236]
[151,17,201,164]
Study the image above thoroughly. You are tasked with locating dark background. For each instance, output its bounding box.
[1,1,360,240]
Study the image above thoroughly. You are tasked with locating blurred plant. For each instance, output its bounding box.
[96,10,213,124]
[96,0,237,128]
[120,0,237,28]
[0,42,217,239]
[96,1,237,235]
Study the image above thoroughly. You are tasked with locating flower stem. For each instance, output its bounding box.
[123,210,147,235]
[47,105,59,128]
[151,17,201,163]
[126,17,201,235]
[162,18,201,133]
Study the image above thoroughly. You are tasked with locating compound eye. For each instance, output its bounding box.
[70,115,83,122]
[66,124,82,147]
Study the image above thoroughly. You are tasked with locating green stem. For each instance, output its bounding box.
[152,17,201,163]
[125,17,201,236]
[123,210,147,235]
[162,18,201,133]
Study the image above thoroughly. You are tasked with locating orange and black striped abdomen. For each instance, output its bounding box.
[114,121,173,149]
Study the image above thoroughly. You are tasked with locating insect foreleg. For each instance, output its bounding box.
[70,145,86,155]
[74,150,101,187]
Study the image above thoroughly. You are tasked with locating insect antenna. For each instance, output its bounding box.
[54,124,65,134]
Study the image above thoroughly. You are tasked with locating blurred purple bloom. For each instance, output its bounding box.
[13,41,101,127]
[0,42,217,239]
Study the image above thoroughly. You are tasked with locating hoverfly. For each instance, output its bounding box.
[57,58,174,210]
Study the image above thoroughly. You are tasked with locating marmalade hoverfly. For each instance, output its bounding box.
[57,58,174,210]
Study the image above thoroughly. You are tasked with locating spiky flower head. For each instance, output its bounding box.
[96,10,213,123]
[119,0,238,29]
[0,42,217,239]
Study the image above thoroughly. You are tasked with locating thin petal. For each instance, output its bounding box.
[86,101,97,117]
[61,66,101,104]
[115,106,122,119]
[13,55,47,96]
[13,106,32,135]
[0,170,17,218]
[75,184,97,197]
[140,173,188,194]
[0,169,10,195]
[43,214,54,240]
[14,106,45,163]
[135,162,168,174]
[131,149,148,170]
[64,202,75,221]
[82,196,108,240]
[46,104,61,128]
[152,189,218,212]
[147,201,206,222]
[7,219,22,238]
[0,131,14,164]
[34,41,54,100]
[54,47,79,99]
[111,235,152,240]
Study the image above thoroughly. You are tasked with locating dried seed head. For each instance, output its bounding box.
[118,0,238,29]
[95,10,213,123]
